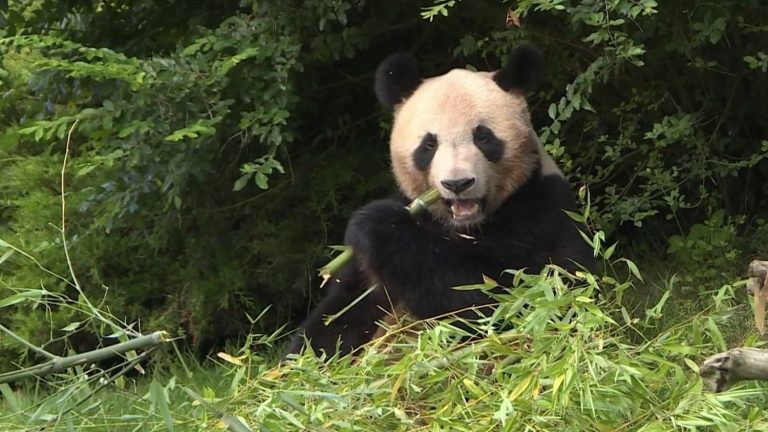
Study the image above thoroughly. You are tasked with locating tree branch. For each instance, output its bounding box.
[700,347,768,392]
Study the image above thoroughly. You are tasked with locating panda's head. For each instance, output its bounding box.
[375,44,550,228]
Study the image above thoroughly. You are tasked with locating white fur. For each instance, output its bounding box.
[388,68,559,226]
[430,139,487,200]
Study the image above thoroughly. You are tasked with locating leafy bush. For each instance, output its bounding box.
[667,210,742,289]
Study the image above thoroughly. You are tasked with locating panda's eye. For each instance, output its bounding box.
[421,134,438,151]
[473,125,504,162]
[473,125,494,144]
[413,133,438,171]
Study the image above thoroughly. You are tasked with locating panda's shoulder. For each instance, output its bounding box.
[494,172,580,226]
[535,172,580,207]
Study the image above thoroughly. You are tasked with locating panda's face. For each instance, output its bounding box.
[375,45,545,228]
[389,70,538,227]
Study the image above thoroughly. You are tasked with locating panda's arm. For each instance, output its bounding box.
[344,199,502,319]
[285,264,393,357]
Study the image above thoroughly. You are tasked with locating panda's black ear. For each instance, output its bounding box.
[493,43,544,93]
[375,52,422,108]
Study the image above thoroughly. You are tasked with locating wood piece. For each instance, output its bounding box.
[756,281,767,335]
[700,347,768,392]
[746,260,768,295]
[745,260,768,334]
[749,260,768,281]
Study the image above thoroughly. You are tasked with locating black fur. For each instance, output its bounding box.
[286,265,391,357]
[287,169,594,357]
[472,125,504,162]
[493,43,544,93]
[374,52,422,107]
[412,133,438,171]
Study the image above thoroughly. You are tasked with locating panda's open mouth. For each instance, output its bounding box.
[444,198,485,222]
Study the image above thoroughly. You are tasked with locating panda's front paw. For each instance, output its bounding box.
[344,199,416,265]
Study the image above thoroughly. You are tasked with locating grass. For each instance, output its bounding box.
[1,258,767,432]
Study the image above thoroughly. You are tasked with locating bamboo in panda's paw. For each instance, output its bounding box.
[318,188,441,287]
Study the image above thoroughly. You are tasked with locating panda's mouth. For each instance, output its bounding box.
[444,198,484,222]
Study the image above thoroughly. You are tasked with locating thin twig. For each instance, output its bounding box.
[57,120,134,335]
[61,119,81,292]
[0,323,58,360]
[0,240,76,288]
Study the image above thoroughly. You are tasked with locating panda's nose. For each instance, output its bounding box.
[441,177,476,194]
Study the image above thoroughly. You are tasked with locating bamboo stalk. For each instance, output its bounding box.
[0,331,170,384]
[318,188,441,286]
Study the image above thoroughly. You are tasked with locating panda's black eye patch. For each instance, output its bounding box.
[413,133,438,171]
[473,125,504,162]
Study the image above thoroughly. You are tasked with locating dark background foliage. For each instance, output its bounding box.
[1,0,766,367]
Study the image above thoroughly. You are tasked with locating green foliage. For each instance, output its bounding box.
[232,276,766,431]
[234,156,285,192]
[2,264,765,430]
[667,210,742,290]
[421,0,462,21]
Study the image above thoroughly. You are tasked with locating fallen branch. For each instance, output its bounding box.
[318,188,441,285]
[700,347,768,392]
[0,331,170,384]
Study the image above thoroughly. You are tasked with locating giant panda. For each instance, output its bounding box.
[287,44,594,357]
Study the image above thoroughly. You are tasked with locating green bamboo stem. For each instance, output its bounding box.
[405,188,442,217]
[0,331,170,384]
[318,188,442,285]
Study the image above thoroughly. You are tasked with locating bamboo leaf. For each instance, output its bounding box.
[0,290,44,309]
[149,380,174,432]
[0,383,19,412]
[508,374,532,401]
[622,258,644,281]
[0,249,15,265]
[60,322,82,332]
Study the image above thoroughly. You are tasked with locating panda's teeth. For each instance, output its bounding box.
[450,200,480,219]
